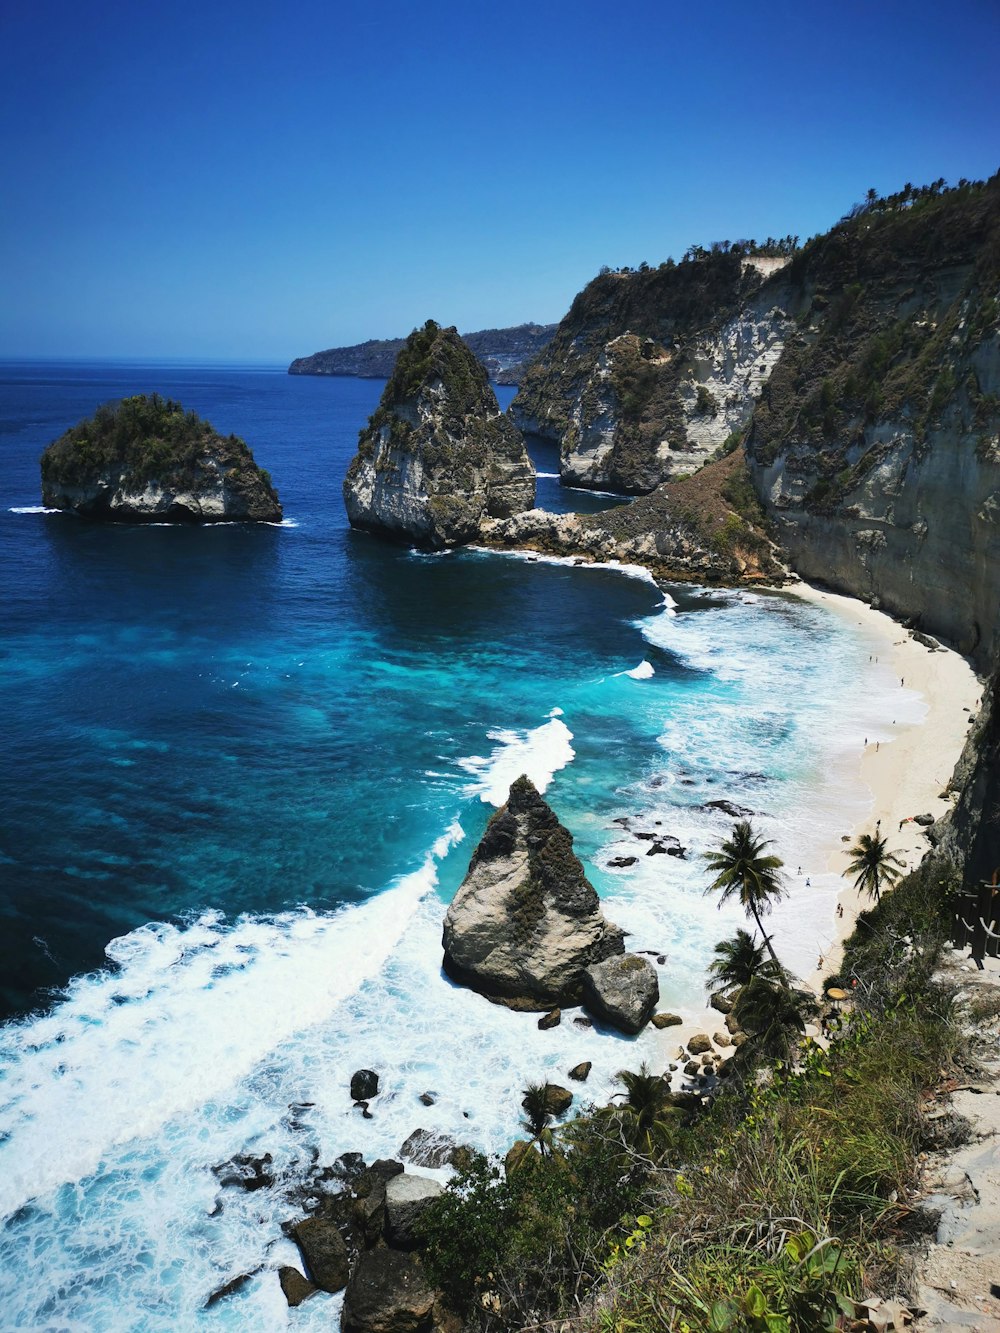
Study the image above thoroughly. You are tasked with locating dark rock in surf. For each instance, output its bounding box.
[442,776,625,1008]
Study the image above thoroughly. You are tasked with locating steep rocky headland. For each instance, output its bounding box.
[289,321,556,386]
[509,175,1000,676]
[343,320,535,548]
[512,248,796,492]
[40,393,282,523]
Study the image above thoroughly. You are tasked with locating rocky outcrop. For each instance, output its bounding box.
[343,321,534,547]
[511,251,783,492]
[40,393,282,523]
[384,1174,444,1250]
[341,1249,437,1333]
[289,322,556,386]
[442,775,625,1007]
[292,1216,350,1292]
[481,448,785,585]
[580,955,659,1035]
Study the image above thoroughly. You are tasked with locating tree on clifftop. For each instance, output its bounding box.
[704,820,787,971]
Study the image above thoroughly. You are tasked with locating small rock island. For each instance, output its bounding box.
[343,320,534,548]
[40,393,282,523]
[443,775,660,1033]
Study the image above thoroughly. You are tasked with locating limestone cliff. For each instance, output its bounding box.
[40,394,282,523]
[745,174,1000,671]
[442,776,626,1010]
[511,252,791,492]
[343,321,535,548]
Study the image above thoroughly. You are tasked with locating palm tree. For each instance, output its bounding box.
[605,1063,676,1159]
[704,820,786,970]
[519,1082,555,1157]
[705,927,789,993]
[733,977,817,1066]
[844,831,906,903]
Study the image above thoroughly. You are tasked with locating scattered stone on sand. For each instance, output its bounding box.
[651,1012,683,1028]
[713,1031,733,1048]
[687,1033,712,1055]
[709,990,735,1014]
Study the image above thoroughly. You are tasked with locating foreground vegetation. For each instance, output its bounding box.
[416,839,968,1332]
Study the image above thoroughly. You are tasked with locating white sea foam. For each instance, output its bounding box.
[535,471,561,478]
[8,505,60,514]
[625,660,655,679]
[0,824,465,1223]
[458,714,575,805]
[0,808,664,1329]
[467,544,675,606]
[0,576,929,1327]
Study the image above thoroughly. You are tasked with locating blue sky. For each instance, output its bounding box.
[1,0,997,361]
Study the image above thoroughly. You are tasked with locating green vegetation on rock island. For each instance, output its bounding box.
[40,392,282,523]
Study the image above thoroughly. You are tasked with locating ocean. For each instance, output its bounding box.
[0,362,925,1328]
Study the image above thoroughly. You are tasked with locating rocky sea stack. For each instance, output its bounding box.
[40,393,282,523]
[442,776,659,1030]
[343,320,534,548]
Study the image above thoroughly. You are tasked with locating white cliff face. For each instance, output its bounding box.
[562,342,621,487]
[344,423,442,545]
[679,297,794,456]
[42,458,276,522]
[558,298,793,492]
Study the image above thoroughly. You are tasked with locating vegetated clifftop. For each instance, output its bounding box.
[40,394,282,523]
[343,320,535,548]
[745,174,1000,673]
[289,322,557,386]
[511,250,795,492]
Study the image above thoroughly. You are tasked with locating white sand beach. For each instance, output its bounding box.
[655,580,982,1067]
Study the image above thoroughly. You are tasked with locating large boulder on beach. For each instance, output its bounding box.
[342,1249,438,1333]
[442,776,625,1007]
[343,320,535,548]
[581,954,659,1034]
[40,393,282,523]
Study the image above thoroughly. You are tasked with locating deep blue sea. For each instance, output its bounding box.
[0,362,921,1328]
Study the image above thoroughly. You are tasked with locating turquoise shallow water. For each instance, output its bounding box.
[0,363,920,1327]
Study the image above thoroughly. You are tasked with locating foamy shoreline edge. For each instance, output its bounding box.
[651,575,982,1065]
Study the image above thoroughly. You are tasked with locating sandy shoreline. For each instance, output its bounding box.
[655,578,982,1067]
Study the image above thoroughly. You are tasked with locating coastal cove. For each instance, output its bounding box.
[0,363,981,1328]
